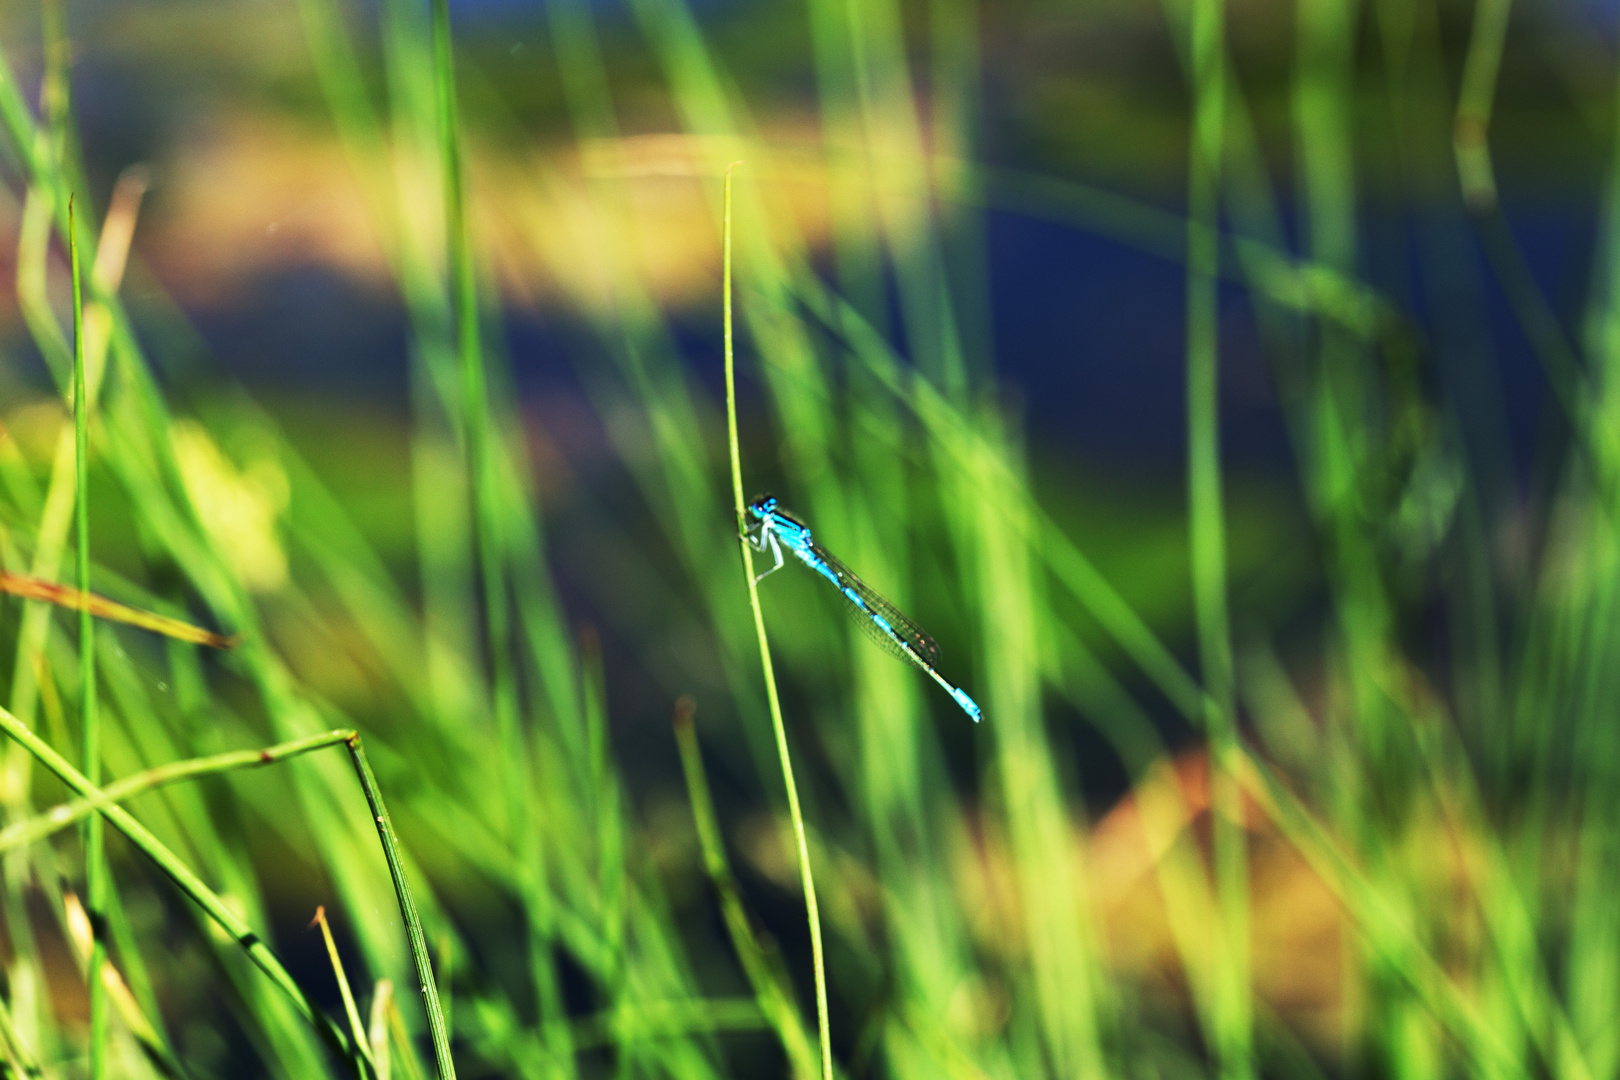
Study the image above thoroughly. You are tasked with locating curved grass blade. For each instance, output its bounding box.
[0,706,364,1071]
[722,161,834,1080]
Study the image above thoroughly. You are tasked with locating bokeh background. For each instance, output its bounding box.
[0,0,1614,1076]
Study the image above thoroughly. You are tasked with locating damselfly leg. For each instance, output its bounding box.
[743,515,786,583]
[754,528,785,583]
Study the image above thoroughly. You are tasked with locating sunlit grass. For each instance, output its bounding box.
[0,0,1610,1077]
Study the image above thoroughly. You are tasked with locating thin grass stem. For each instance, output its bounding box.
[0,730,353,853]
[70,193,111,1080]
[721,161,834,1080]
[312,906,377,1074]
[344,734,456,1080]
[368,979,393,1080]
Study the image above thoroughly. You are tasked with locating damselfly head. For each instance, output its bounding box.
[747,494,778,520]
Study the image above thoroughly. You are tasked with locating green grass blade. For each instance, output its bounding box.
[722,162,834,1080]
[0,704,365,1071]
[0,730,354,855]
[345,737,455,1080]
[69,191,112,1080]
[673,699,820,1079]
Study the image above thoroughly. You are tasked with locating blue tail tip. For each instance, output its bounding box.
[952,687,983,723]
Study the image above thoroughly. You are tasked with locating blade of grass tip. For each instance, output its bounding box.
[71,194,112,1080]
[18,185,73,383]
[672,698,820,1080]
[312,907,377,1074]
[369,979,393,1080]
[74,165,149,397]
[1453,0,1510,216]
[0,704,365,1070]
[90,165,148,297]
[386,995,429,1080]
[0,572,240,649]
[63,890,191,1080]
[343,735,455,1080]
[721,162,834,1080]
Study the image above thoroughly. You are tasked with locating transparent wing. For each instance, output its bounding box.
[810,543,943,670]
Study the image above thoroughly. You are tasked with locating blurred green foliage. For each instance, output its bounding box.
[0,0,1612,1078]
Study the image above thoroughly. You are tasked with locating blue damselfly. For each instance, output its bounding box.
[745,494,982,722]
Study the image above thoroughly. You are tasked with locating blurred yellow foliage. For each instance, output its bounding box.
[169,419,290,593]
[144,111,855,313]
